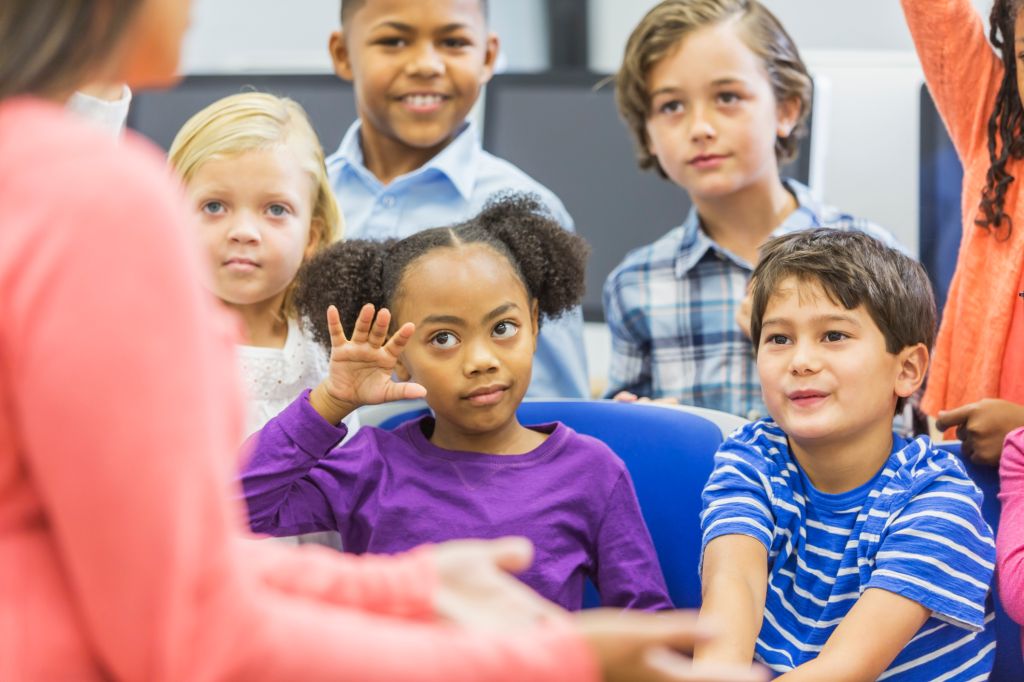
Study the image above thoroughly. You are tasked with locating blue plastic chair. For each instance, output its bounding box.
[369,399,727,609]
[938,442,1023,681]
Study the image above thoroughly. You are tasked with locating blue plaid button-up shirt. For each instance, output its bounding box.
[602,180,904,419]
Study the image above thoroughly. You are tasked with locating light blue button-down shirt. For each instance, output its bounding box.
[326,120,589,398]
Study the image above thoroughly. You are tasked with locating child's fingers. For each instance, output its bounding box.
[326,305,348,347]
[367,307,391,348]
[936,403,973,432]
[383,322,417,358]
[350,303,376,344]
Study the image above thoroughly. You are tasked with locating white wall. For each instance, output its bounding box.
[180,0,549,73]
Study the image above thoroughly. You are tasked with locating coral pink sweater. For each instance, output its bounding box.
[0,98,597,681]
[903,0,1024,414]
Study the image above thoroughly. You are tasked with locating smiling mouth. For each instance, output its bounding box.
[399,93,449,110]
[688,153,728,165]
[224,258,259,268]
[787,390,829,407]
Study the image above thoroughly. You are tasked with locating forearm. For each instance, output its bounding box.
[776,655,870,682]
[694,573,763,663]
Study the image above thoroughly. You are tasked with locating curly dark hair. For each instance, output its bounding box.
[294,193,590,350]
[978,0,1024,238]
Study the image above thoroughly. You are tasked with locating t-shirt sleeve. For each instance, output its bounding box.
[700,433,776,565]
[592,471,673,610]
[867,469,995,631]
[241,391,362,536]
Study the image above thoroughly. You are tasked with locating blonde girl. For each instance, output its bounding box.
[169,92,345,435]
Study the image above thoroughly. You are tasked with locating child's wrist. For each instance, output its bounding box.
[309,383,357,424]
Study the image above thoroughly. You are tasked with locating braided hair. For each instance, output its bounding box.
[978,0,1024,238]
[294,193,590,350]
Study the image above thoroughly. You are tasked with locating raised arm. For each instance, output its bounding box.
[901,0,1003,163]
[999,427,1024,625]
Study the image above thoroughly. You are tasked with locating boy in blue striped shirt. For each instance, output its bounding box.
[698,229,995,679]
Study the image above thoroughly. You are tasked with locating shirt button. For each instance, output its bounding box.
[381,195,395,208]
[746,409,762,421]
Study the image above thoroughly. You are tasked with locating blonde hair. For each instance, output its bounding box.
[615,0,812,177]
[168,92,342,320]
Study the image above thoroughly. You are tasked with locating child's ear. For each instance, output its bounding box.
[894,343,930,400]
[480,33,500,85]
[776,95,801,139]
[329,30,354,82]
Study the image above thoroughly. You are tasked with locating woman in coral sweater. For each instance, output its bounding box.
[901,0,1024,464]
[0,1,766,680]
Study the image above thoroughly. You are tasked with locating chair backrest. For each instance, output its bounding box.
[359,398,727,609]
[937,442,1022,681]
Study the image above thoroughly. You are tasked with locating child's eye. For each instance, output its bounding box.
[266,204,290,217]
[201,201,225,215]
[441,37,471,49]
[429,331,459,349]
[764,334,790,345]
[716,92,740,105]
[656,100,684,115]
[492,320,519,339]
[376,36,407,48]
[823,331,848,343]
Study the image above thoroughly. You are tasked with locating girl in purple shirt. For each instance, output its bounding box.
[241,193,671,611]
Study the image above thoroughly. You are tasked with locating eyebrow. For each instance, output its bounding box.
[649,77,747,99]
[419,302,519,327]
[761,314,863,328]
[372,21,471,33]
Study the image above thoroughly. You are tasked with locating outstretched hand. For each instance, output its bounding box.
[936,398,1024,466]
[309,304,426,424]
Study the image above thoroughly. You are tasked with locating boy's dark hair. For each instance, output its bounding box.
[976,0,1024,238]
[295,193,589,349]
[615,0,811,178]
[340,0,489,24]
[749,230,936,411]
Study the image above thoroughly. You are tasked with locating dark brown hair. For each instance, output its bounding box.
[0,0,141,100]
[615,0,811,177]
[976,0,1024,238]
[340,0,488,25]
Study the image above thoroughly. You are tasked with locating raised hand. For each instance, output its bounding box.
[309,304,426,424]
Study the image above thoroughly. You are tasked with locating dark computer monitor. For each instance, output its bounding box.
[483,72,814,320]
[918,85,963,315]
[127,74,356,153]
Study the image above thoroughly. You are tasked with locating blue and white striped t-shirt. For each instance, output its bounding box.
[701,420,996,679]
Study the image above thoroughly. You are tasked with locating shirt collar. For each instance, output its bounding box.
[674,178,815,278]
[327,119,479,201]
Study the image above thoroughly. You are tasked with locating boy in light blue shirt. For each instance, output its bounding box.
[324,0,588,398]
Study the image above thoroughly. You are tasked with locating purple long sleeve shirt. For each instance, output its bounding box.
[241,392,672,611]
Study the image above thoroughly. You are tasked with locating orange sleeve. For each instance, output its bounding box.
[4,112,598,682]
[901,0,1003,165]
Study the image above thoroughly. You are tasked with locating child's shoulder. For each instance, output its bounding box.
[717,419,792,472]
[607,224,691,282]
[882,436,984,503]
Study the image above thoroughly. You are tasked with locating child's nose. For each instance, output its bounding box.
[688,104,716,142]
[463,339,500,375]
[405,43,445,77]
[789,341,821,375]
[226,214,261,244]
